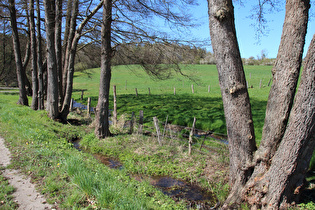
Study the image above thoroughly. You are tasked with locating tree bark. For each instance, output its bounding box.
[29,0,38,110]
[94,0,112,138]
[36,0,44,110]
[243,34,315,209]
[60,0,103,121]
[8,0,29,106]
[255,0,310,165]
[62,0,78,99]
[44,0,59,120]
[207,0,256,194]
[22,40,32,96]
[1,20,7,82]
[207,0,314,208]
[55,0,63,110]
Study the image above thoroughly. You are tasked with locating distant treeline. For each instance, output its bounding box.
[1,34,275,86]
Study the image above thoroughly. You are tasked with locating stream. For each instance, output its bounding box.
[71,139,217,209]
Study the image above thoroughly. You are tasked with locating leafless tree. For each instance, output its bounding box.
[29,0,38,110]
[94,0,198,138]
[8,0,29,105]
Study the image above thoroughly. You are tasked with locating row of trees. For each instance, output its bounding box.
[1,0,205,142]
[2,0,315,208]
[1,0,197,122]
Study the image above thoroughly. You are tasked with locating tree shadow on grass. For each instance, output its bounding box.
[76,94,267,137]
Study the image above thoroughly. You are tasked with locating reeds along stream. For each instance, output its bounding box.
[71,139,218,209]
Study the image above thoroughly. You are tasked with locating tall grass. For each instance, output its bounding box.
[0,94,185,209]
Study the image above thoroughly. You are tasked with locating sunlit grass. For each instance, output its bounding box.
[0,94,187,209]
[73,64,272,141]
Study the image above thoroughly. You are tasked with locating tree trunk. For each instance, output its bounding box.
[207,0,314,208]
[44,0,59,120]
[62,0,78,99]
[243,34,315,209]
[207,0,256,194]
[255,0,310,166]
[55,0,63,110]
[36,0,44,110]
[94,0,112,138]
[62,0,73,67]
[8,0,29,106]
[60,0,103,121]
[29,0,38,110]
[1,20,7,81]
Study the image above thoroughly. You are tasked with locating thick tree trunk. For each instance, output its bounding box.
[243,34,315,209]
[36,0,44,110]
[29,0,38,110]
[255,0,310,165]
[207,0,256,195]
[207,0,313,208]
[8,0,29,106]
[95,0,112,138]
[44,0,59,120]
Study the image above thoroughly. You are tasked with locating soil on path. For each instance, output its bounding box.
[0,137,53,210]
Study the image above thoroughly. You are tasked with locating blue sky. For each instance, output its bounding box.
[190,1,315,59]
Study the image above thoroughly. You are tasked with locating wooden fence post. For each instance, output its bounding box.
[148,87,151,95]
[259,79,262,88]
[188,117,196,156]
[139,110,143,134]
[153,117,162,146]
[208,85,210,93]
[174,87,176,95]
[87,97,91,117]
[81,90,84,100]
[191,84,194,94]
[113,85,117,125]
[135,88,138,97]
[125,80,127,90]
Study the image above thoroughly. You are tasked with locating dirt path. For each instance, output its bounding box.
[0,137,53,210]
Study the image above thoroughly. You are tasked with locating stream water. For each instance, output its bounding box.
[71,139,217,209]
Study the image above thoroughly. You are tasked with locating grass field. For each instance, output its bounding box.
[73,64,273,142]
[0,64,314,209]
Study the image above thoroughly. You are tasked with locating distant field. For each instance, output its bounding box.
[73,64,273,141]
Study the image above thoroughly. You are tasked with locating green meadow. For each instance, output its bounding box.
[73,64,273,142]
[1,65,314,209]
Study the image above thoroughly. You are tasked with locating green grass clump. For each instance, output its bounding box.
[64,155,183,209]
